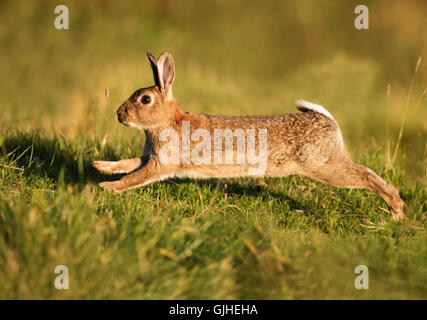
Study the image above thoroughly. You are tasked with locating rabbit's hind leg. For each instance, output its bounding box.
[92,158,143,175]
[302,160,405,220]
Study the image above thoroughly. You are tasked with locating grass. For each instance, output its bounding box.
[0,0,426,299]
[0,129,425,299]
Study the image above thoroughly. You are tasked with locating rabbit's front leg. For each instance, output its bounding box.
[93,139,153,175]
[92,157,143,175]
[98,161,172,193]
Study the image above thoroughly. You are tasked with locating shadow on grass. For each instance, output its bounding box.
[2,131,313,212]
[2,131,106,187]
[174,178,315,214]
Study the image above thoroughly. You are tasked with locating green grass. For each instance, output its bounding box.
[0,0,426,299]
[0,130,425,299]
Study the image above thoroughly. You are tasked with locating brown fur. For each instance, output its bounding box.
[92,52,405,220]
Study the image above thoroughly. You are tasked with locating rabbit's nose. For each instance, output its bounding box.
[117,105,127,123]
[117,104,127,115]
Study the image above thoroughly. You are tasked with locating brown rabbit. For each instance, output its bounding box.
[93,52,405,220]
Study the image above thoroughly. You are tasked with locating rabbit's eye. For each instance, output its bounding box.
[141,95,152,104]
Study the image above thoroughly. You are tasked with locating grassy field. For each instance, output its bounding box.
[0,0,426,299]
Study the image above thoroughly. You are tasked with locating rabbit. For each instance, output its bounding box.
[92,51,405,221]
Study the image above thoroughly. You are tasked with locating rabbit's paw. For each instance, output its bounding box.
[390,202,405,221]
[99,181,122,193]
[92,161,115,174]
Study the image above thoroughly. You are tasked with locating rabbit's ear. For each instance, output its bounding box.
[147,51,161,89]
[146,52,175,99]
[157,52,175,100]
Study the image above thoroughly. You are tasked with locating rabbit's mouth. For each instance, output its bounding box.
[120,120,131,127]
[117,113,127,125]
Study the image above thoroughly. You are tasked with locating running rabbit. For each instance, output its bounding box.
[92,52,405,220]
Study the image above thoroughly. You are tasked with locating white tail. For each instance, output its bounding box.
[295,100,334,120]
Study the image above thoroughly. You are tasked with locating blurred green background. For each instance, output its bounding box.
[0,0,425,180]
